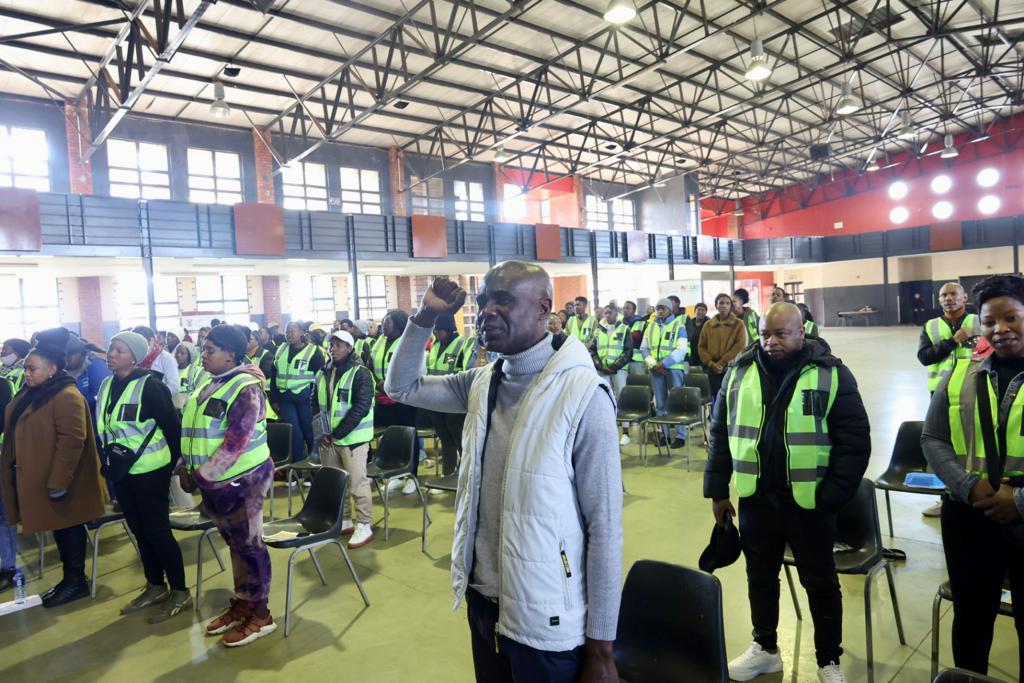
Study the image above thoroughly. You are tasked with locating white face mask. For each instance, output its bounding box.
[1,353,16,366]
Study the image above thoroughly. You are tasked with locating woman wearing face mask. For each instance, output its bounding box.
[178,324,275,647]
[922,274,1024,679]
[0,328,106,607]
[271,321,324,463]
[0,338,30,394]
[698,293,748,405]
[98,331,190,622]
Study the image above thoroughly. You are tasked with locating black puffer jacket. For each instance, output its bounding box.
[311,357,375,446]
[703,339,870,514]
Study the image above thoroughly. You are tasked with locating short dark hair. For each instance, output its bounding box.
[575,296,588,305]
[667,295,680,305]
[733,288,750,304]
[973,274,1024,308]
[206,324,247,365]
[624,300,636,309]
[695,302,708,310]
[339,318,355,328]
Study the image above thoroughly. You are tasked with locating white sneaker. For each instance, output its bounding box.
[347,522,374,549]
[817,661,846,683]
[402,478,418,496]
[418,449,428,462]
[728,642,783,681]
[385,478,405,494]
[341,519,354,536]
[619,434,631,446]
[922,501,942,517]
[428,486,449,496]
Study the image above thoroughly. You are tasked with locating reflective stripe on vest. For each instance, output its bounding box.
[925,314,981,393]
[595,323,629,364]
[353,337,368,360]
[427,335,467,375]
[247,348,269,367]
[947,360,1024,479]
[274,343,318,393]
[181,360,208,395]
[566,315,596,342]
[459,335,480,371]
[725,361,839,509]
[804,321,819,337]
[316,365,375,446]
[1,366,24,393]
[629,319,645,361]
[644,317,685,369]
[181,374,270,480]
[371,336,396,383]
[743,309,759,341]
[95,376,172,475]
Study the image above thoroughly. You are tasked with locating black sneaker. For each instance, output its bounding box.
[42,578,90,608]
[670,438,686,449]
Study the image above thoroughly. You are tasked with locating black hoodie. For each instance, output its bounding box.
[703,339,870,513]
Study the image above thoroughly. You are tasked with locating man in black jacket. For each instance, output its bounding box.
[313,330,376,549]
[704,303,870,683]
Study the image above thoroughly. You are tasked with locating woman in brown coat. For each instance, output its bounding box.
[698,293,749,405]
[0,327,105,608]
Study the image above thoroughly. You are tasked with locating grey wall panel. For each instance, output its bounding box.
[962,216,1017,249]
[309,212,348,253]
[38,193,83,245]
[80,196,141,247]
[492,223,534,261]
[447,221,489,259]
[351,214,409,259]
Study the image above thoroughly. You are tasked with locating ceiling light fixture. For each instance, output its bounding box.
[888,181,908,200]
[940,134,958,159]
[896,111,916,140]
[744,38,772,81]
[977,168,999,188]
[210,80,231,119]
[603,0,636,24]
[866,157,880,172]
[493,146,511,164]
[835,81,860,116]
[978,195,1001,215]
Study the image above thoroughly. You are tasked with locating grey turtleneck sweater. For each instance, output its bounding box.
[385,320,622,641]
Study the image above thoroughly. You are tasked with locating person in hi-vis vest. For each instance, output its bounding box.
[565,295,597,344]
[640,298,688,448]
[918,282,981,395]
[704,303,870,683]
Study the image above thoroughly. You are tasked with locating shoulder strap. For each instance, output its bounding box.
[975,370,1004,484]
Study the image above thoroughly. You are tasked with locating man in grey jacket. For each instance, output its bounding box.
[385,261,622,683]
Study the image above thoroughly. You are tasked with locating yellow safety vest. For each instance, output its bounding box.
[644,317,686,370]
[925,314,981,393]
[947,360,1024,479]
[566,315,596,343]
[316,365,375,446]
[181,373,270,481]
[95,375,172,475]
[595,323,629,365]
[427,335,469,375]
[274,343,319,393]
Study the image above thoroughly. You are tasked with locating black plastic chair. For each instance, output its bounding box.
[684,371,713,435]
[88,506,139,599]
[933,668,1007,683]
[616,385,653,463]
[266,422,292,520]
[366,425,429,540]
[420,473,458,553]
[614,560,728,683]
[168,505,225,612]
[626,373,650,387]
[647,387,705,468]
[263,467,370,636]
[931,580,1013,679]
[873,421,939,536]
[783,479,905,683]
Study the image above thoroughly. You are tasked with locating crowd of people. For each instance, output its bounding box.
[0,263,1019,683]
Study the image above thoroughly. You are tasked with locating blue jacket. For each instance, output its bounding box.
[74,354,112,417]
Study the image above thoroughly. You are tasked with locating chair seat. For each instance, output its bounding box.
[422,474,458,492]
[616,411,650,422]
[263,519,337,548]
[168,508,216,532]
[87,509,126,529]
[783,545,882,574]
[648,414,701,426]
[874,468,941,494]
[366,463,411,480]
[617,645,719,683]
[938,580,1013,616]
[288,458,321,472]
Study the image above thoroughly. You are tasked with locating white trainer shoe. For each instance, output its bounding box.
[402,478,418,496]
[385,478,405,494]
[341,519,355,536]
[347,523,374,549]
[817,662,846,683]
[922,501,942,517]
[619,433,631,447]
[728,642,783,681]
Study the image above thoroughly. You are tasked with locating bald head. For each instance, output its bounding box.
[477,260,553,354]
[759,302,806,360]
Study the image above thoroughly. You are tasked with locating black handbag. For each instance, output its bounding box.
[100,426,157,482]
[975,371,1024,546]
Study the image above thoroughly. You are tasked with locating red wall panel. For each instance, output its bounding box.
[411,214,448,258]
[0,188,41,251]
[535,223,562,260]
[233,203,284,255]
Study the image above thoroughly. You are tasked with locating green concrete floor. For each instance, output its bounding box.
[0,326,1019,682]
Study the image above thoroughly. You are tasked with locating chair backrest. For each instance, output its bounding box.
[626,373,649,387]
[267,422,292,466]
[297,466,349,535]
[933,668,1006,683]
[614,560,728,683]
[890,420,926,470]
[664,386,689,416]
[835,478,883,567]
[685,372,711,401]
[373,425,418,473]
[682,386,704,415]
[617,386,653,416]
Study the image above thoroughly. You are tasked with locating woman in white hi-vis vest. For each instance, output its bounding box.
[385,263,623,683]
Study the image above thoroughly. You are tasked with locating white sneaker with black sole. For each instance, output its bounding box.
[817,661,846,683]
[402,478,418,496]
[728,642,783,681]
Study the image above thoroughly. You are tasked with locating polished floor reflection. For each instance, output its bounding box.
[0,326,1018,682]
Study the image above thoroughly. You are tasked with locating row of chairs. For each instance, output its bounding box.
[616,385,706,467]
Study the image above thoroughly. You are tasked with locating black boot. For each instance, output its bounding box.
[0,568,14,592]
[42,577,89,608]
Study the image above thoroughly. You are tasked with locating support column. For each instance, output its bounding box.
[262,275,282,324]
[253,129,276,204]
[493,162,505,222]
[573,174,586,228]
[389,146,409,217]
[64,102,93,195]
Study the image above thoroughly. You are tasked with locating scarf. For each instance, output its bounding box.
[139,345,162,370]
[7,372,77,434]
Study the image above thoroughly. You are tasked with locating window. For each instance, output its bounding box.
[358,275,388,323]
[281,162,327,211]
[153,276,180,332]
[0,126,49,191]
[410,175,445,216]
[187,148,242,205]
[0,276,60,339]
[339,167,381,214]
[289,275,336,326]
[116,273,150,330]
[454,180,485,221]
[585,194,608,230]
[195,275,249,317]
[503,183,526,222]
[611,198,635,231]
[107,139,170,200]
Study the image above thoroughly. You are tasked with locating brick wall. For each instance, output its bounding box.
[262,275,282,324]
[64,102,93,195]
[395,275,412,312]
[389,146,408,217]
[253,129,276,204]
[77,276,105,343]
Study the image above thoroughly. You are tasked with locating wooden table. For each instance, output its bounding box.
[837,309,879,326]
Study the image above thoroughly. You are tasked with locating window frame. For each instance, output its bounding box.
[106,138,171,200]
[187,147,243,205]
[585,194,609,230]
[0,276,60,339]
[339,167,382,215]
[357,274,388,323]
[195,275,250,318]
[409,175,445,216]
[281,161,328,212]
[454,180,486,222]
[0,125,50,192]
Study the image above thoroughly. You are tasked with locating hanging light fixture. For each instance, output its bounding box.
[744,38,772,81]
[493,146,511,163]
[835,81,860,116]
[603,0,636,24]
[209,80,231,119]
[866,157,880,172]
[940,133,959,159]
[896,111,916,140]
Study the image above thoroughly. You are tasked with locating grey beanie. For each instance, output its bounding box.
[353,320,370,335]
[655,297,673,310]
[174,341,198,364]
[112,331,150,363]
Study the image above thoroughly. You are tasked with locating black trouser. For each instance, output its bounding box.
[941,496,1024,678]
[427,410,465,476]
[52,524,88,583]
[117,464,187,591]
[739,494,843,667]
[707,368,724,407]
[466,588,585,682]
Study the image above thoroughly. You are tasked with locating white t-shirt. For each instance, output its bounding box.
[149,350,180,396]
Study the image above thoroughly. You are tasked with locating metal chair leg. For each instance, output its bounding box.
[784,564,802,620]
[333,539,369,606]
[931,589,942,680]
[90,528,101,599]
[884,562,906,644]
[36,533,45,579]
[195,529,206,613]
[884,490,894,538]
[308,548,327,586]
[421,497,429,554]
[268,476,276,521]
[207,531,225,572]
[865,563,881,683]
[382,480,391,541]
[413,477,431,525]
[284,549,298,636]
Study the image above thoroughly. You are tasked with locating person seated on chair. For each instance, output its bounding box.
[921,274,1024,680]
[704,303,870,683]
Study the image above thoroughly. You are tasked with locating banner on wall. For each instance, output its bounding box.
[657,279,703,308]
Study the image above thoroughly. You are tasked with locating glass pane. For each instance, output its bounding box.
[141,171,169,186]
[469,184,483,201]
[217,192,242,205]
[306,199,327,211]
[190,189,216,204]
[341,202,362,213]
[12,159,46,176]
[155,302,178,317]
[9,128,46,162]
[215,151,240,178]
[21,277,58,306]
[339,167,359,189]
[225,300,249,314]
[189,175,215,190]
[187,148,213,176]
[283,197,306,210]
[195,275,222,301]
[0,158,10,173]
[364,203,381,215]
[14,176,50,192]
[142,185,170,200]
[107,139,137,168]
[0,175,11,187]
[282,184,303,197]
[306,186,327,199]
[341,190,361,202]
[216,178,241,192]
[0,127,8,155]
[138,142,168,171]
[222,276,248,300]
[281,165,303,185]
[304,162,326,186]
[110,183,141,198]
[360,169,378,189]
[364,192,380,204]
[312,276,333,299]
[453,181,466,199]
[110,168,140,184]
[152,276,178,303]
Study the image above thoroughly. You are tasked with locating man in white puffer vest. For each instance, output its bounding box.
[385,262,623,682]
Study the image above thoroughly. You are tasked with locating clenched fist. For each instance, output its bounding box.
[412,277,468,328]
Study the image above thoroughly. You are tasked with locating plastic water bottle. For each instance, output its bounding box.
[13,568,26,605]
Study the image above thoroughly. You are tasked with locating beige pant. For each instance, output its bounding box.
[319,442,372,525]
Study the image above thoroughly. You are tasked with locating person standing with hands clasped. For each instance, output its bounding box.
[922,274,1024,679]
[385,262,622,683]
[704,303,870,683]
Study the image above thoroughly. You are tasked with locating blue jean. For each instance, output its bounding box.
[277,386,314,462]
[0,489,16,570]
[650,368,686,440]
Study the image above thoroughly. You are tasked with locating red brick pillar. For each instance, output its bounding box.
[77,276,104,343]
[572,174,586,228]
[65,102,93,195]
[389,145,408,216]
[253,129,276,204]
[395,276,412,312]
[262,275,282,324]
